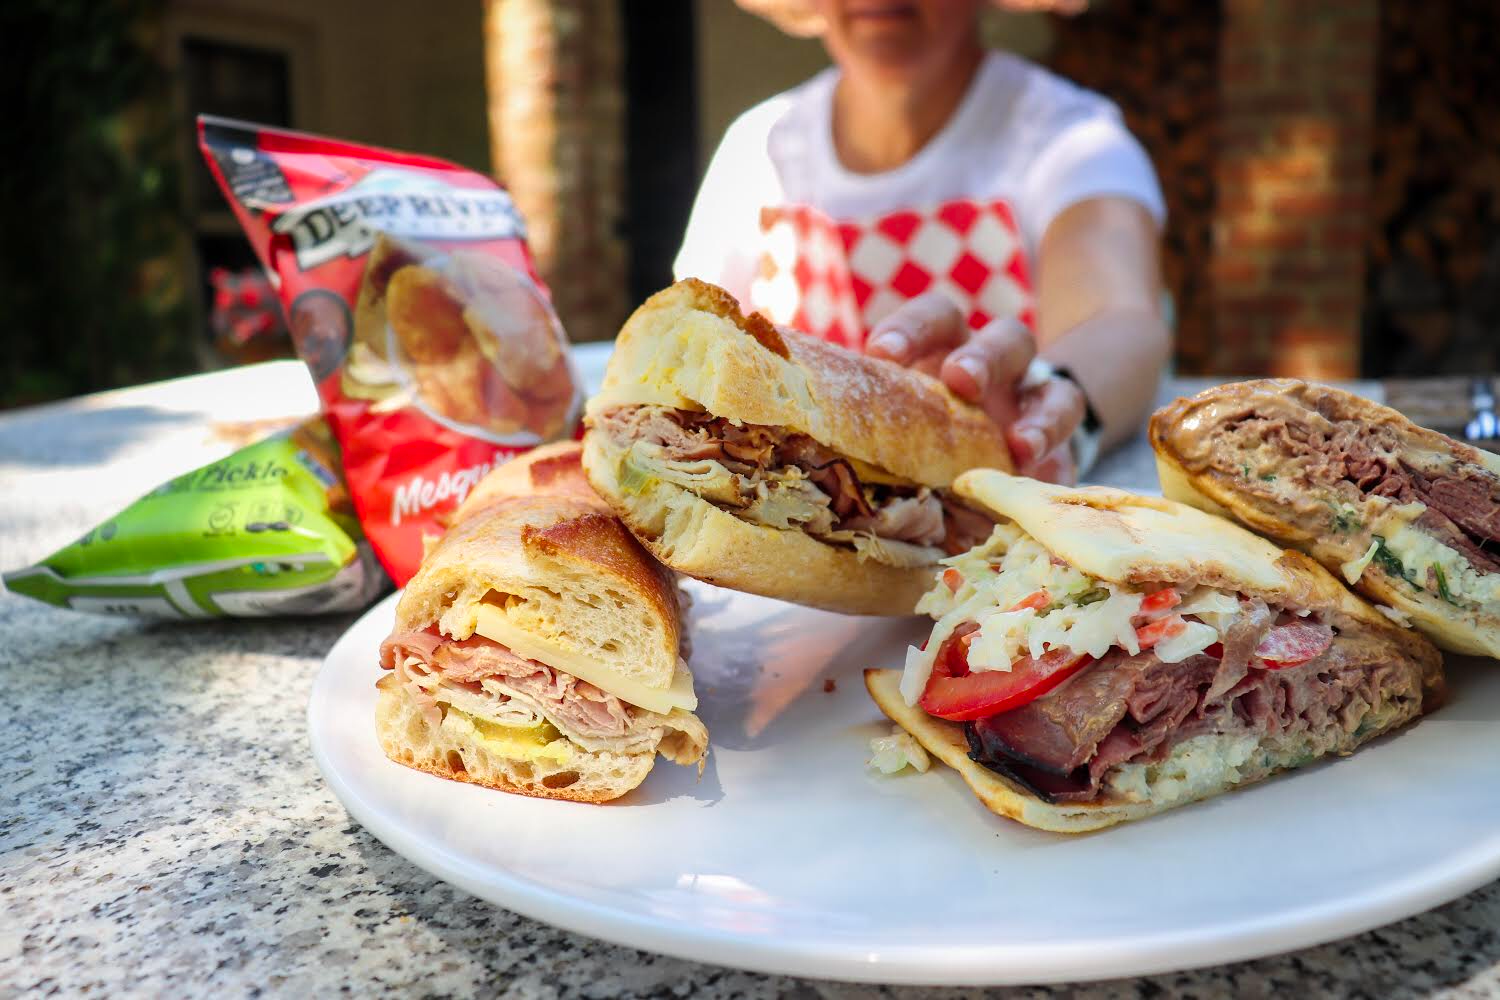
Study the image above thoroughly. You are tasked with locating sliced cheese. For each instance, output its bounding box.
[472,602,698,714]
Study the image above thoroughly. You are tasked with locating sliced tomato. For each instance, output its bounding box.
[1204,642,1224,658]
[1255,620,1334,669]
[942,567,964,594]
[1139,587,1181,615]
[919,633,1093,722]
[1135,614,1187,649]
[1007,589,1051,613]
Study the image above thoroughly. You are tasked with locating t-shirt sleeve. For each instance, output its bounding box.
[1018,114,1166,254]
[673,99,788,306]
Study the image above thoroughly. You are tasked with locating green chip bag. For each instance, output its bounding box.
[3,418,387,617]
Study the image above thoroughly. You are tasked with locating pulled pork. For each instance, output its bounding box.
[595,405,994,555]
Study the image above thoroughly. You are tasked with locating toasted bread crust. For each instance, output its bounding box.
[585,278,1012,488]
[398,493,684,682]
[452,441,607,524]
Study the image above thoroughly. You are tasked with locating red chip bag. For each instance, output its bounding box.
[198,116,582,585]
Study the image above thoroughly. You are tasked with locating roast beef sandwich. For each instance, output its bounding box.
[865,470,1443,833]
[376,443,707,802]
[582,279,1010,616]
[1151,379,1500,659]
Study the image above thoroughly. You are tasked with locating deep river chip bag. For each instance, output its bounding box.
[197,116,582,585]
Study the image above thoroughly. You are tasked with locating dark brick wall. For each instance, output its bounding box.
[1048,0,1221,373]
[1363,0,1500,376]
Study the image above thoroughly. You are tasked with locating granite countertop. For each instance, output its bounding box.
[3,359,1498,998]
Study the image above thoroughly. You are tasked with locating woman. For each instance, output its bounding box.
[674,0,1169,483]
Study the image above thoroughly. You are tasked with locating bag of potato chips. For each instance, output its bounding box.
[198,116,582,585]
[4,418,385,617]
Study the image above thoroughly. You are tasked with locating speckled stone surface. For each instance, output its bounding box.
[3,363,1498,999]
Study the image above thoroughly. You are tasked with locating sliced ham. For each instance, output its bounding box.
[380,628,638,740]
[380,628,444,667]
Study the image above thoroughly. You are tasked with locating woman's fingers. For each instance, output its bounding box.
[866,293,968,366]
[1007,375,1087,469]
[867,303,1076,472]
[1022,439,1077,486]
[939,317,1035,407]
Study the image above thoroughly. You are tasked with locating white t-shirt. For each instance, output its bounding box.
[674,51,1165,349]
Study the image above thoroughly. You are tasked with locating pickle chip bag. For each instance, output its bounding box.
[3,419,385,618]
[197,116,582,586]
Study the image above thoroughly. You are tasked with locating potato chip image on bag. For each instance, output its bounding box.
[346,236,577,443]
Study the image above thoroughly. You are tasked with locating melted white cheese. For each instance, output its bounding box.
[472,603,698,714]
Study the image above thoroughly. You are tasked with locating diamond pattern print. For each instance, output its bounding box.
[751,199,1033,350]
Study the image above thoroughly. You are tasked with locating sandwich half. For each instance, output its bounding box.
[582,279,1010,616]
[865,470,1443,833]
[376,444,707,802]
[1150,379,1500,659]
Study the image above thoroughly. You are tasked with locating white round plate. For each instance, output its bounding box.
[309,584,1500,985]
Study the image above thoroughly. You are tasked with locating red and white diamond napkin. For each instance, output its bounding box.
[752,198,1034,350]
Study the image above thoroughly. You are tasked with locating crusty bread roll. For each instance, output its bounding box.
[582,432,936,615]
[451,440,610,527]
[868,470,1443,833]
[398,494,684,691]
[376,444,706,803]
[582,279,1011,616]
[1150,379,1500,659]
[376,673,659,803]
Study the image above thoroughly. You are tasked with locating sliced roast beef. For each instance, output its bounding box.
[965,608,1426,805]
[1214,598,1272,692]
[968,651,1162,778]
[1410,466,1500,546]
[595,405,995,551]
[1215,411,1500,578]
[968,652,1220,803]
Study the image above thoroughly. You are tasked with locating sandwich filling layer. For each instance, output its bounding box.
[380,626,707,765]
[901,523,1429,805]
[592,405,996,566]
[1163,392,1500,613]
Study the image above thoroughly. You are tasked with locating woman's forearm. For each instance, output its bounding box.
[1033,197,1170,452]
[1041,305,1171,450]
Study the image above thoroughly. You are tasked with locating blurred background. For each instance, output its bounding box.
[3,0,1496,409]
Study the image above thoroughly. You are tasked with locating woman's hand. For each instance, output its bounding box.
[865,292,1085,484]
